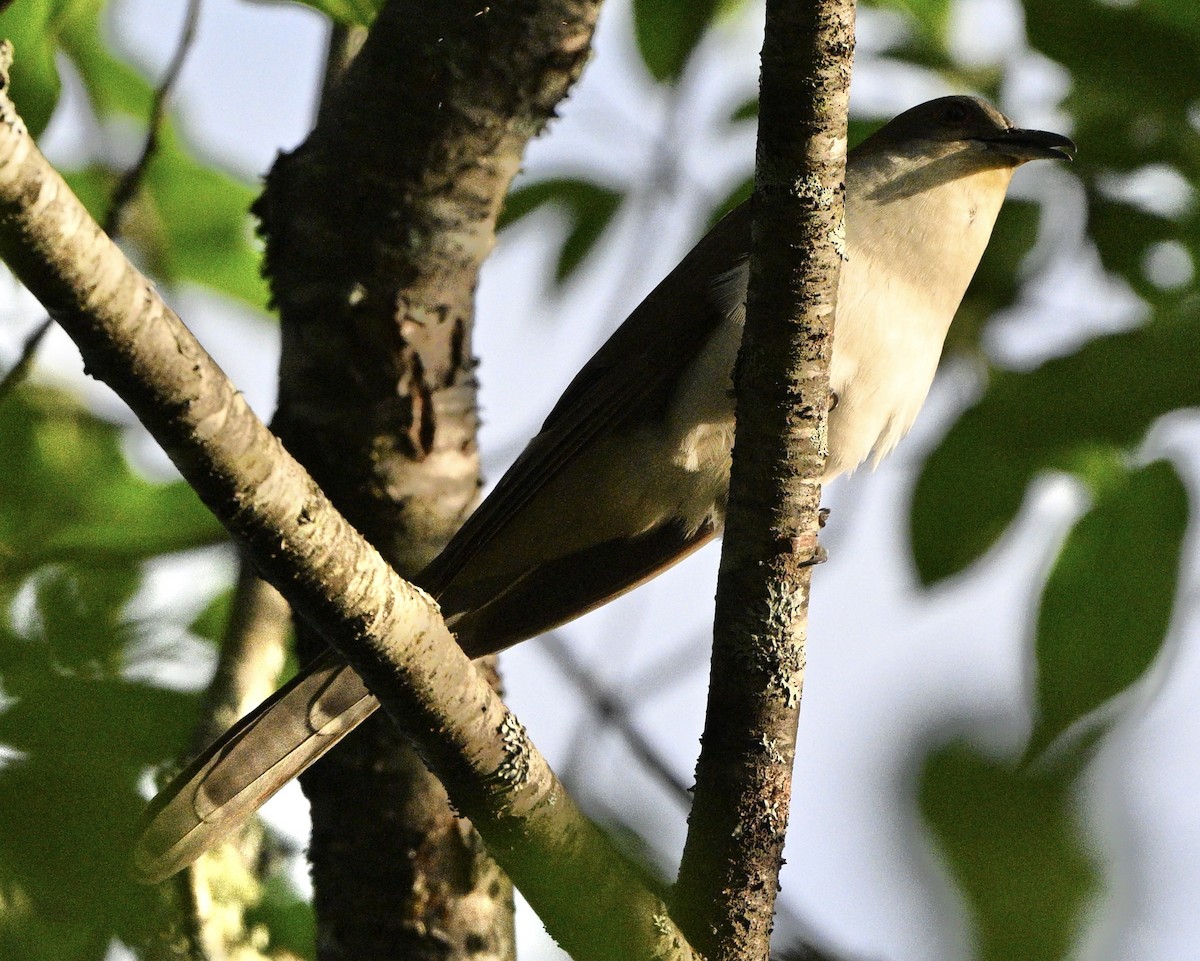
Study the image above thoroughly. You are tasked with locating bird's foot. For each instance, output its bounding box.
[781,531,827,567]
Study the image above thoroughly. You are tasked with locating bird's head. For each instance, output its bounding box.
[853,95,1076,205]
[864,95,1076,166]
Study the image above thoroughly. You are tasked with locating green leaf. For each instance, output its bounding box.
[632,0,724,83]
[861,0,953,47]
[61,165,117,223]
[1142,0,1200,37]
[911,301,1200,583]
[0,386,225,584]
[1025,0,1200,303]
[1086,187,1199,307]
[0,564,199,958]
[0,0,158,134]
[920,741,1098,961]
[142,131,271,309]
[729,97,758,124]
[1026,0,1200,119]
[500,178,623,284]
[1043,14,1200,305]
[56,0,155,119]
[5,0,269,308]
[0,679,196,953]
[67,142,268,310]
[1027,459,1186,760]
[0,0,68,134]
[265,0,382,26]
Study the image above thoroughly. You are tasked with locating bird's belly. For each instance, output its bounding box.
[825,275,951,478]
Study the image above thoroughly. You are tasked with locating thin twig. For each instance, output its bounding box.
[540,633,694,801]
[0,316,51,405]
[104,0,204,236]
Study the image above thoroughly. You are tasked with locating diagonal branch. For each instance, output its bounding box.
[0,45,698,961]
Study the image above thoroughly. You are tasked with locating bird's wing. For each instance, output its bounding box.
[134,651,376,882]
[448,517,719,656]
[420,202,751,609]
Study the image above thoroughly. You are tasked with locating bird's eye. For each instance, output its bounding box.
[941,103,970,125]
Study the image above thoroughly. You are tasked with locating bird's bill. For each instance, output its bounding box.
[978,126,1077,163]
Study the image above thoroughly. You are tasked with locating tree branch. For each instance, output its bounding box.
[0,45,698,961]
[673,1,856,958]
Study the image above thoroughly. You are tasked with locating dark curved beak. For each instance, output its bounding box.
[979,127,1077,163]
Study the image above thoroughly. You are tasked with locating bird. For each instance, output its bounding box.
[134,95,1075,882]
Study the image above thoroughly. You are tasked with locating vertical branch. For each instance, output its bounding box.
[673,1,856,959]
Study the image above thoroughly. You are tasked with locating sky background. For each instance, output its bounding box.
[9,0,1200,958]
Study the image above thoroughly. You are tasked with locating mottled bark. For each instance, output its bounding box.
[0,54,699,961]
[260,0,601,573]
[673,1,856,959]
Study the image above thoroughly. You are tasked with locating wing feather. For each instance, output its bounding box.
[134,652,377,882]
[422,202,750,601]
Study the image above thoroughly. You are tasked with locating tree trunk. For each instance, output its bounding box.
[255,1,602,958]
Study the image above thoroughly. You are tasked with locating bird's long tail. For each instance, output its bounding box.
[133,651,378,882]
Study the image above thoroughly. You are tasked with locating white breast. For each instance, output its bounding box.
[827,154,1014,476]
[660,149,1015,533]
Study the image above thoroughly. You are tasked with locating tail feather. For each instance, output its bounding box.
[133,651,378,883]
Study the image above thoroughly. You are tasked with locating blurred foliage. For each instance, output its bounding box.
[2,0,1199,959]
[1028,458,1187,760]
[920,742,1098,961]
[0,385,216,960]
[244,874,318,961]
[911,302,1200,583]
[0,0,293,953]
[504,0,1197,959]
[0,388,225,581]
[499,178,624,284]
[0,0,270,310]
[273,0,382,26]
[632,0,748,83]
